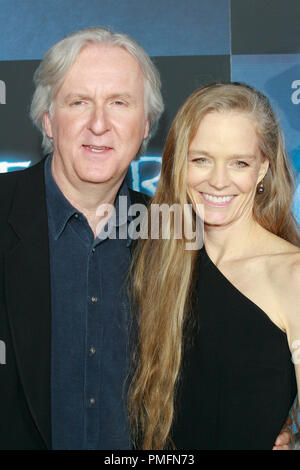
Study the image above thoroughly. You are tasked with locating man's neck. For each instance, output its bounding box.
[51,164,125,236]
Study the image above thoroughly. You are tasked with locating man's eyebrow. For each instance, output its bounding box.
[63,92,136,103]
[63,93,90,102]
[109,92,132,98]
[107,92,137,102]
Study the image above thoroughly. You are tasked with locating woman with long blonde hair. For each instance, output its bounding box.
[128,83,300,450]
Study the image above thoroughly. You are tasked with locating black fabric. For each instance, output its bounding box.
[172,247,297,450]
[0,159,150,449]
[0,161,51,449]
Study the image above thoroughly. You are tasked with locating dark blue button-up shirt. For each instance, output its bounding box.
[44,155,132,449]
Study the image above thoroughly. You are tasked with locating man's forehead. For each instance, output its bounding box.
[73,42,140,69]
[53,43,145,103]
[58,43,143,86]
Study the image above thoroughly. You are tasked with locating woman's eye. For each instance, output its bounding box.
[195,158,209,165]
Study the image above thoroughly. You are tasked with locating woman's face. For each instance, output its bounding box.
[187,110,269,228]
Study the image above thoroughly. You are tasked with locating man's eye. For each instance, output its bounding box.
[235,161,249,168]
[114,100,125,105]
[72,100,85,106]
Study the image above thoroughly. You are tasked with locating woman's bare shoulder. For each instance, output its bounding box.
[259,231,300,264]
[268,237,300,269]
[264,234,299,278]
[264,238,300,322]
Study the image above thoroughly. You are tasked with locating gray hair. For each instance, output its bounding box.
[30,26,164,155]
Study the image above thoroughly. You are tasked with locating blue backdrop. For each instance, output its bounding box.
[0,0,299,223]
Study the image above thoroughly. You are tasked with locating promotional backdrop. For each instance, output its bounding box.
[0,0,299,222]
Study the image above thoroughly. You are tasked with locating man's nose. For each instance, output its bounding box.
[209,164,230,190]
[87,105,110,134]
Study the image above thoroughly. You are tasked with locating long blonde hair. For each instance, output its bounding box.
[128,83,300,449]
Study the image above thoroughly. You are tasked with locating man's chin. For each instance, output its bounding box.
[78,170,123,186]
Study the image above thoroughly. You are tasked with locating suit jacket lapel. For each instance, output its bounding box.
[5,161,51,449]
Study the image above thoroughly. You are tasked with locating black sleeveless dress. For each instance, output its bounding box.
[172,247,297,450]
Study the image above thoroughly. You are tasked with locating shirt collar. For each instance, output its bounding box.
[44,154,77,240]
[113,179,132,227]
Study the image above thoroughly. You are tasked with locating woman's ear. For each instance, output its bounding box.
[258,158,270,183]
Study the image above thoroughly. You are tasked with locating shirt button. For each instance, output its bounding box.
[91,296,98,303]
[89,397,95,405]
[89,346,96,355]
[92,248,96,253]
[74,213,79,219]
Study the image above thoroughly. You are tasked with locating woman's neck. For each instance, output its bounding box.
[203,215,267,265]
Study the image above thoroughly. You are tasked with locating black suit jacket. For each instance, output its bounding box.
[0,159,149,449]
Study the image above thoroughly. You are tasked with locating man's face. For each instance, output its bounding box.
[43,43,149,193]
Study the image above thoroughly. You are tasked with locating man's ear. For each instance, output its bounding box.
[143,119,150,140]
[43,112,53,138]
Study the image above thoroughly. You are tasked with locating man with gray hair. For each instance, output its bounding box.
[0,26,163,450]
